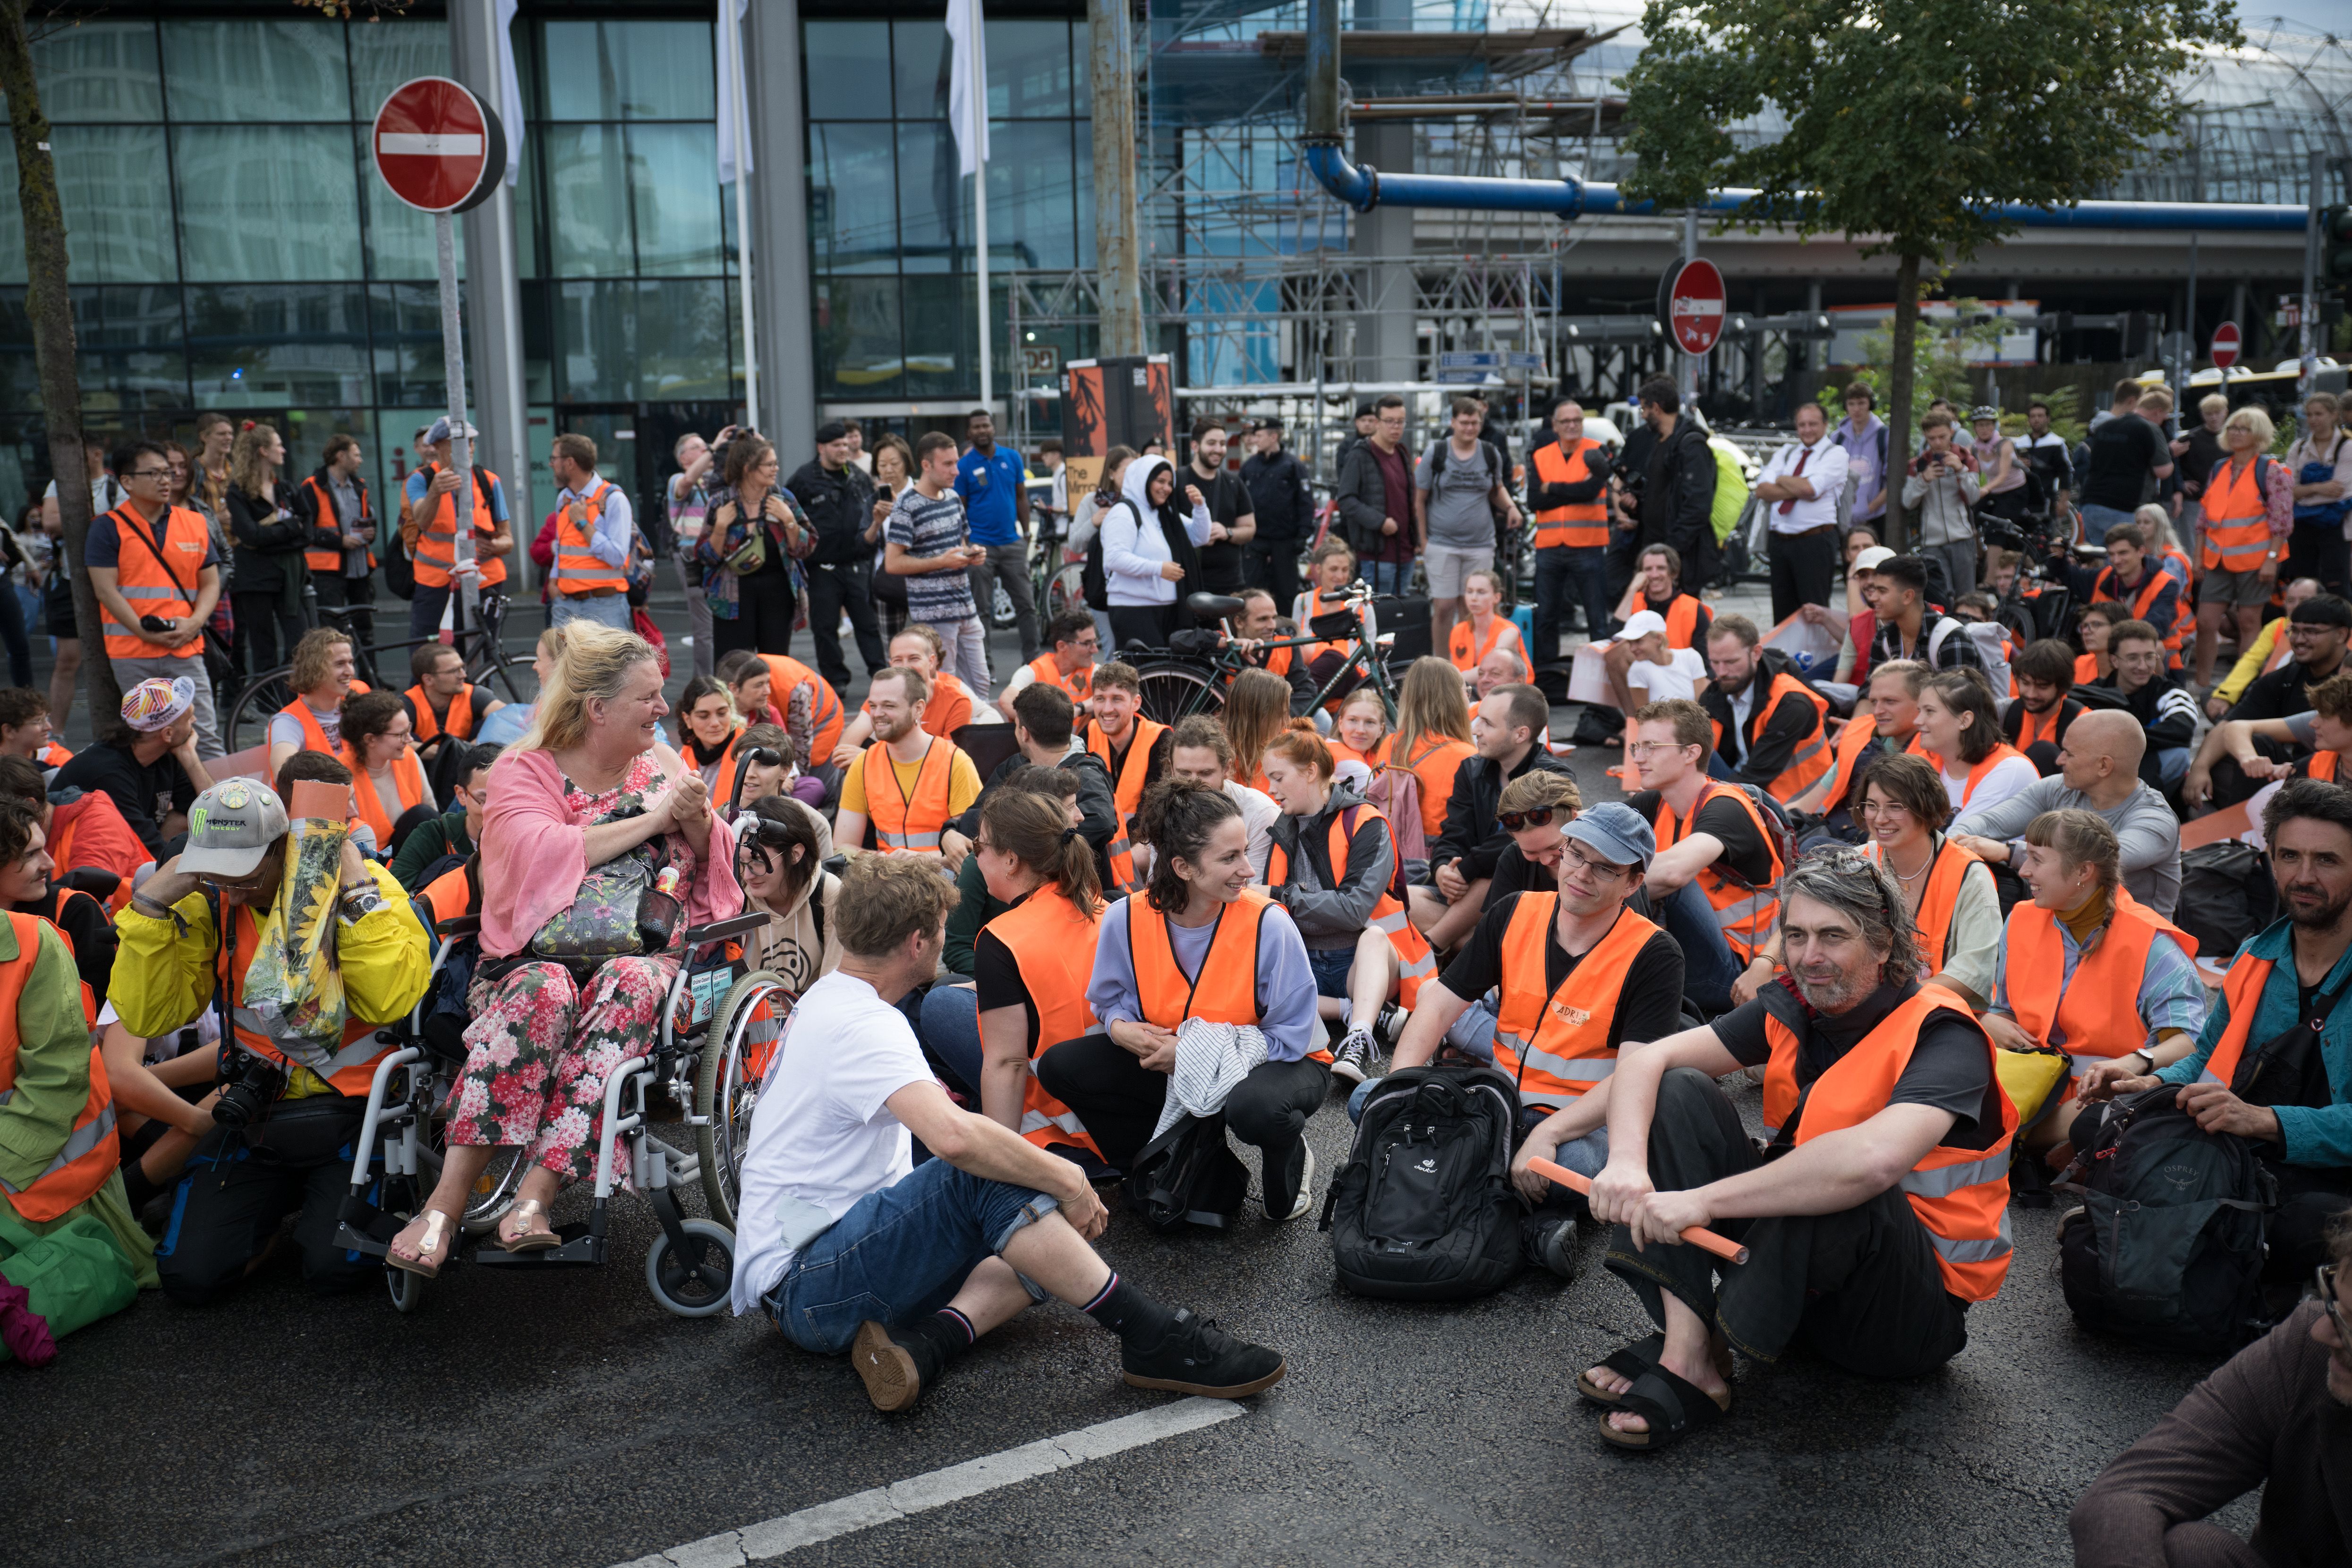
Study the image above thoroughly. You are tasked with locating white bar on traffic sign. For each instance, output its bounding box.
[378,132,484,157]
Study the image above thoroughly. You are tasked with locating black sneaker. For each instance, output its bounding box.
[1523,1215,1580,1282]
[852,1320,936,1413]
[1122,1309,1287,1398]
[1330,1027,1377,1085]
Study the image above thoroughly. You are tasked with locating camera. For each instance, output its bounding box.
[212,1050,287,1130]
[138,613,176,633]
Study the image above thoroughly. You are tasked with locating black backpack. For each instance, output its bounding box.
[1126,1111,1250,1233]
[1320,1063,1523,1300]
[2174,842,2278,961]
[2056,1084,2277,1355]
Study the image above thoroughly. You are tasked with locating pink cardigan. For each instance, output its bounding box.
[479,745,742,958]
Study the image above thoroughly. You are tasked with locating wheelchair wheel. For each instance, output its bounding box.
[386,1262,425,1314]
[421,1117,529,1236]
[646,1219,734,1317]
[695,970,791,1228]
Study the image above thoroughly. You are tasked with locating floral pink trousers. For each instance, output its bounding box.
[443,954,680,1183]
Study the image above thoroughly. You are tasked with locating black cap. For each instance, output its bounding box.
[2292,594,2352,629]
[815,419,850,444]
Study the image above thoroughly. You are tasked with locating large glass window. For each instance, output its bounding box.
[162,20,351,123]
[184,283,370,409]
[808,122,899,274]
[349,20,450,124]
[19,21,162,123]
[630,124,725,277]
[543,21,712,122]
[804,22,892,121]
[544,125,636,278]
[173,125,363,283]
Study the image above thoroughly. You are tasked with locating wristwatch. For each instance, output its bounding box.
[2125,1049,2155,1074]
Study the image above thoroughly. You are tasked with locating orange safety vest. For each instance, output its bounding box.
[1926,741,2029,809]
[1816,721,1926,814]
[1765,984,2017,1303]
[1401,734,1475,842]
[222,902,392,1098]
[2199,455,2272,574]
[761,654,846,769]
[2074,652,2103,686]
[2261,620,2294,676]
[98,502,211,661]
[2003,890,2198,1080]
[47,792,146,911]
[1709,672,1831,803]
[1530,438,1608,549]
[406,682,477,747]
[299,473,374,575]
[923,671,974,741]
[2301,749,2344,782]
[1864,835,1981,974]
[2199,945,2326,1091]
[2095,564,2184,657]
[1656,594,1703,650]
[861,736,963,857]
[0,912,116,1221]
[1489,896,1660,1108]
[2013,701,2070,757]
[37,740,71,769]
[1262,801,1435,1007]
[421,862,472,929]
[551,478,630,597]
[277,697,340,757]
[412,463,507,590]
[1024,652,1094,706]
[1651,781,1782,962]
[979,888,1105,1156]
[1086,716,1168,894]
[345,745,429,851]
[1125,888,1329,1061]
[1448,615,1510,674]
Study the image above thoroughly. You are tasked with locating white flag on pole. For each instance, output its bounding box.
[716,0,753,184]
[495,0,524,185]
[946,0,989,178]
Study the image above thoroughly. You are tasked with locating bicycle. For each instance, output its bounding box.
[1125,583,1403,727]
[223,597,537,754]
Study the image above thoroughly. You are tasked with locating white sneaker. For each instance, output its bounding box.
[1282,1142,1318,1222]
[1330,1027,1377,1084]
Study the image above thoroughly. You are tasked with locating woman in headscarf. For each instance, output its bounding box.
[1098,453,1212,653]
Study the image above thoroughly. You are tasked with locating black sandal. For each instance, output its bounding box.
[1576,1332,1663,1407]
[1599,1364,1731,1451]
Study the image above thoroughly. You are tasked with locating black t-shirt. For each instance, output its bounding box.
[51,742,197,855]
[972,927,1041,1053]
[2181,426,2227,499]
[2080,414,2168,511]
[1440,895,1685,1051]
[2231,654,2343,724]
[22,885,115,1008]
[1191,468,1251,593]
[1713,980,2000,1150]
[1485,844,1556,902]
[1625,787,1773,887]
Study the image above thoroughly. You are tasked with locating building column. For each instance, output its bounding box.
[448,0,531,537]
[746,0,816,468]
[1351,119,1415,389]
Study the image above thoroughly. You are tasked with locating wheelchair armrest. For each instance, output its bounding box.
[684,911,771,949]
[436,913,483,937]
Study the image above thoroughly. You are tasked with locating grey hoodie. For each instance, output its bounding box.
[1264,780,1397,951]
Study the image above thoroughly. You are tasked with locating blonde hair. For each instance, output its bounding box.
[2132,503,2182,555]
[2137,387,2174,416]
[229,421,281,496]
[1498,768,1580,815]
[288,627,352,693]
[2199,393,2229,418]
[1392,656,1472,761]
[1222,669,1293,784]
[1338,687,1389,737]
[537,624,569,662]
[2224,404,2277,450]
[520,621,662,753]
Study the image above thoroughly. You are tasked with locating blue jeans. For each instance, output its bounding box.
[1534,545,1612,663]
[763,1157,1057,1355]
[919,983,984,1099]
[2079,503,2137,541]
[1650,880,1742,1016]
[1362,560,1411,597]
[2158,747,2191,788]
[549,592,631,630]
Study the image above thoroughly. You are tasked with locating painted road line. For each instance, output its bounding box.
[614,1398,1244,1567]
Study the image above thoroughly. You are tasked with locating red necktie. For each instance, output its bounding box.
[1776,447,1810,515]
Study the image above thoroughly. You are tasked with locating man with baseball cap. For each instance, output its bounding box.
[113,758,430,1304]
[51,677,216,859]
[402,414,512,641]
[1602,607,1708,719]
[1388,799,1686,1280]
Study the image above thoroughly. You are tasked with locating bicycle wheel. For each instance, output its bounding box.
[1042,562,1086,621]
[1131,660,1221,726]
[227,666,298,753]
[482,653,539,708]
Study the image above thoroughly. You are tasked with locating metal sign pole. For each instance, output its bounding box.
[435,209,479,631]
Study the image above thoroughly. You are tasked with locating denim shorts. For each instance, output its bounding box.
[1307,946,1355,998]
[764,1158,1058,1355]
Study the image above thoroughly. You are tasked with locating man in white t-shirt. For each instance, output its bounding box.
[731,856,1287,1412]
[1611,608,1708,710]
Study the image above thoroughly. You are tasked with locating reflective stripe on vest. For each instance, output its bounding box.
[1652,782,1781,962]
[1767,983,2018,1302]
[2003,890,2196,1072]
[1087,716,1168,894]
[981,887,1106,1157]
[2199,457,2271,573]
[224,901,391,1094]
[862,736,961,854]
[0,910,117,1220]
[553,479,629,596]
[1262,801,1435,1010]
[1489,895,1659,1107]
[99,503,210,661]
[1709,672,1830,804]
[300,473,373,574]
[762,654,845,769]
[1531,439,1608,549]
[414,464,506,589]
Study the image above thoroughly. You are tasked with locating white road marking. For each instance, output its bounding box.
[613,1398,1244,1567]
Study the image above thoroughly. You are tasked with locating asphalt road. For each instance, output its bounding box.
[7,601,2256,1568]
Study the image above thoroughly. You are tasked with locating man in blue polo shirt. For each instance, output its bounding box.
[954,409,1039,666]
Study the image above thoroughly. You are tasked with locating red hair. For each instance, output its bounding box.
[1264,726,1333,780]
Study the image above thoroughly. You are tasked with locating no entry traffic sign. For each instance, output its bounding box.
[1658,258,1727,356]
[373,77,506,215]
[2210,320,2243,369]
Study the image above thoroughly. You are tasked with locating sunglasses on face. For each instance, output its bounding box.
[1498,807,1561,832]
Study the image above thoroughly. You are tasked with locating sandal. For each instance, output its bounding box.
[387,1210,454,1279]
[1599,1364,1732,1452]
[1577,1333,1664,1407]
[496,1199,560,1253]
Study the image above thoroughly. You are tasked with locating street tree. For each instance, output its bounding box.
[1619,0,2240,549]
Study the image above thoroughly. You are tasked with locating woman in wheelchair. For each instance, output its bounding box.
[387,623,742,1277]
[738,793,840,999]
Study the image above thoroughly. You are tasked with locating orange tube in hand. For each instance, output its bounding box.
[1528,1156,1750,1265]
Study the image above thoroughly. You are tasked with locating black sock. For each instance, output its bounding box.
[892,1307,975,1381]
[120,1159,162,1213]
[1082,1273,1176,1344]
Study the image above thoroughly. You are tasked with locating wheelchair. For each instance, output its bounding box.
[333,897,789,1318]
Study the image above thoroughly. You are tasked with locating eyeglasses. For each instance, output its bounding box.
[1625,741,1690,760]
[2320,1265,2349,1347]
[1498,806,1560,832]
[128,468,173,481]
[1560,845,1631,880]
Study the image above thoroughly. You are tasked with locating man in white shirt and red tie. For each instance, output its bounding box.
[1753,402,1851,625]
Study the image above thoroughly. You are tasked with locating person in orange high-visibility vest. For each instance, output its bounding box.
[84,438,225,759]
[1447,569,1525,675]
[833,667,980,866]
[546,431,635,631]
[1385,800,1685,1280]
[2081,778,2352,1282]
[1082,662,1172,892]
[1527,397,1613,666]
[757,652,846,782]
[2192,409,2288,686]
[401,640,504,775]
[266,628,365,780]
[1001,609,1100,708]
[1914,667,2037,815]
[1567,849,2015,1451]
[1696,614,1831,805]
[291,433,378,653]
[112,766,431,1305]
[1260,730,1433,1088]
[2090,523,2186,668]
[1624,699,1781,1017]
[341,690,435,858]
[402,415,513,642]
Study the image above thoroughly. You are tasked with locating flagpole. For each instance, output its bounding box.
[973,74,992,413]
[730,1,760,428]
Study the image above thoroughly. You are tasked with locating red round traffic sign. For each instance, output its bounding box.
[2210,320,2243,370]
[1658,258,1727,356]
[372,77,505,215]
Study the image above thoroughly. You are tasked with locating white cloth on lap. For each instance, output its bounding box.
[1152,1017,1270,1138]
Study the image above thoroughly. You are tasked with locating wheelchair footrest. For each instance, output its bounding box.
[472,1222,603,1268]
[335,1222,390,1259]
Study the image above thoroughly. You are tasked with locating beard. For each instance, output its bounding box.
[1793,962,1878,1015]
[875,713,917,744]
[2284,879,2352,930]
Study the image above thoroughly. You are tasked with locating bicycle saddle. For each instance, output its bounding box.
[1186,592,1245,621]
